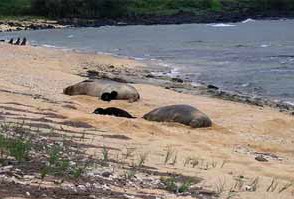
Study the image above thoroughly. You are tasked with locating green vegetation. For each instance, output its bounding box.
[41,145,86,179]
[0,134,31,161]
[160,176,193,193]
[0,0,31,16]
[0,0,294,20]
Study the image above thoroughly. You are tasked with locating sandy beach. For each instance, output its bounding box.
[0,43,294,199]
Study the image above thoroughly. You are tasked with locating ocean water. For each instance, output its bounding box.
[1,19,294,103]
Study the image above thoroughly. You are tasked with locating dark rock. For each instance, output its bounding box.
[255,155,268,162]
[101,171,112,178]
[171,77,184,83]
[145,74,155,78]
[207,84,219,90]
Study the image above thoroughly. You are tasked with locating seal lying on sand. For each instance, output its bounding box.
[143,104,212,128]
[63,79,140,102]
[93,107,135,118]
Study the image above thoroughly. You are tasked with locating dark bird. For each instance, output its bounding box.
[93,107,135,119]
[14,38,21,45]
[20,37,27,46]
[8,38,13,44]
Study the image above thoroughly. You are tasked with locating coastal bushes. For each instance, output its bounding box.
[1,0,294,19]
[0,0,31,16]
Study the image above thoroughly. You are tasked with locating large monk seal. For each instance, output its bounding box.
[93,107,135,118]
[63,79,140,102]
[143,105,212,128]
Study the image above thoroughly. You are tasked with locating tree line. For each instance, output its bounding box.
[1,0,294,19]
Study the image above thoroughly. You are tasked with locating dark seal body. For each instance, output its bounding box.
[143,104,212,128]
[93,107,135,119]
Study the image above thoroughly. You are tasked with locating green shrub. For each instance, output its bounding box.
[0,134,31,161]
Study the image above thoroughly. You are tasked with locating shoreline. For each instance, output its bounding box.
[32,44,294,115]
[8,42,294,115]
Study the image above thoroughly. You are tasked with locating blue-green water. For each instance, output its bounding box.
[1,19,294,103]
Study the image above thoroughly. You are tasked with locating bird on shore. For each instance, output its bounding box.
[20,37,27,46]
[14,38,21,45]
[8,38,13,44]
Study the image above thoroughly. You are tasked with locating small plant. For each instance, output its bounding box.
[279,181,293,193]
[247,177,259,192]
[171,153,178,166]
[164,146,174,165]
[124,168,136,180]
[160,176,192,193]
[41,145,86,179]
[220,160,228,168]
[0,134,31,162]
[184,156,191,167]
[125,147,136,160]
[178,181,192,193]
[102,145,109,162]
[137,152,149,167]
[161,176,178,193]
[230,176,245,192]
[211,160,218,168]
[266,178,279,192]
[215,178,226,195]
[191,158,199,168]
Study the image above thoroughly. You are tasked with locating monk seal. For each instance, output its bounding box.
[93,107,135,118]
[63,79,140,102]
[143,105,212,128]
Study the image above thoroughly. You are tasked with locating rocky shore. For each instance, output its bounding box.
[1,10,294,32]
[59,10,294,27]
[82,64,294,115]
[0,19,66,32]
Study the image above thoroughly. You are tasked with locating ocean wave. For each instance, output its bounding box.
[242,18,255,23]
[207,23,236,27]
[260,44,270,48]
[42,44,57,48]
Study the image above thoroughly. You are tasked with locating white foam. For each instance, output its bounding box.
[260,44,270,48]
[242,18,255,23]
[285,101,294,106]
[207,23,236,27]
[42,44,57,48]
[67,34,74,38]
